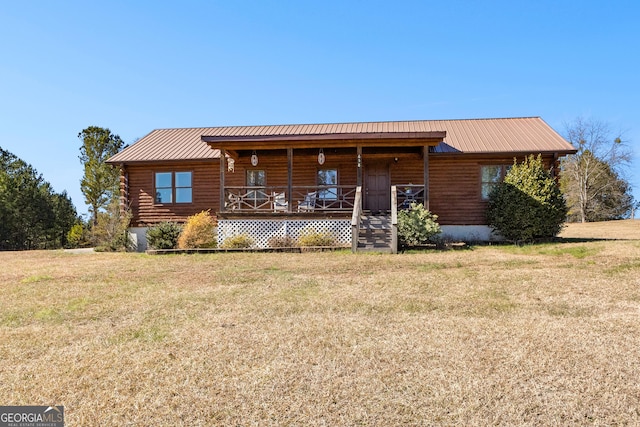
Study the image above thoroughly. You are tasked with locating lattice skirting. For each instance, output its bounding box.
[218,219,352,248]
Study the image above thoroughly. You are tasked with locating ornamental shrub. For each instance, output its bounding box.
[66,223,89,248]
[397,202,441,247]
[177,210,217,249]
[219,233,254,249]
[486,154,568,243]
[146,221,182,250]
[267,235,298,248]
[297,226,338,247]
[92,200,132,252]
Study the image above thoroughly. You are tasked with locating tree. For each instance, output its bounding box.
[0,148,79,250]
[560,117,633,223]
[51,190,79,248]
[92,198,132,251]
[632,200,640,220]
[486,155,568,243]
[78,126,125,225]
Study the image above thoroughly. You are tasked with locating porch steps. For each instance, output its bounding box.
[356,214,394,253]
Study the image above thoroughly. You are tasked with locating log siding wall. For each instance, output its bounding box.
[122,152,557,227]
[125,161,218,227]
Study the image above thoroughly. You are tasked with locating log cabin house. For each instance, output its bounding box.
[106,117,576,252]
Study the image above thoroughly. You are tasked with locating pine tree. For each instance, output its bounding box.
[78,126,125,225]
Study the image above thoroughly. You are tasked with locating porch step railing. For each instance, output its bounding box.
[352,186,397,254]
[350,186,363,253]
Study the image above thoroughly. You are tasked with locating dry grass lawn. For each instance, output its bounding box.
[1,221,639,425]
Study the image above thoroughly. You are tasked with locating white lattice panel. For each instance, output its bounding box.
[218,219,351,248]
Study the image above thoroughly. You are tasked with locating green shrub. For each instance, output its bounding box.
[220,233,254,249]
[66,223,89,248]
[268,235,298,248]
[397,202,442,247]
[146,222,182,250]
[177,210,217,249]
[486,155,568,243]
[297,226,338,247]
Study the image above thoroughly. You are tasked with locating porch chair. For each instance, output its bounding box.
[272,192,289,212]
[226,193,240,210]
[297,191,317,212]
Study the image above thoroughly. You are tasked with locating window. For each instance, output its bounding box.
[155,171,192,204]
[246,170,266,205]
[481,165,510,200]
[246,170,266,187]
[155,172,173,203]
[175,172,192,203]
[318,169,338,200]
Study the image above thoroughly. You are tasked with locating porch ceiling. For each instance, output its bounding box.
[202,132,446,150]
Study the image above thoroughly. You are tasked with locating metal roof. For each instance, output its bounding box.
[107,117,575,163]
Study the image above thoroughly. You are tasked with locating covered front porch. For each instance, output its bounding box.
[202,130,445,251]
[203,131,444,213]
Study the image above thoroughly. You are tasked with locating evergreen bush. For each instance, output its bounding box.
[177,210,217,249]
[486,155,568,243]
[397,202,441,247]
[66,223,89,248]
[146,221,182,250]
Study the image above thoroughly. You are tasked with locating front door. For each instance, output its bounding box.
[365,162,390,212]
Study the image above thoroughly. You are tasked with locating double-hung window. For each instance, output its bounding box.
[481,165,510,200]
[155,171,192,204]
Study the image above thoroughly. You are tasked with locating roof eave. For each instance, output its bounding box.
[431,149,577,157]
[106,157,220,165]
[202,131,447,150]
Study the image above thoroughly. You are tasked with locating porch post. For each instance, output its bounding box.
[287,147,293,212]
[356,146,363,187]
[219,149,226,211]
[423,146,429,210]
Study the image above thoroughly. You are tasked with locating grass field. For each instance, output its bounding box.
[1,221,639,425]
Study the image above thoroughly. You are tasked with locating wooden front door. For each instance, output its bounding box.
[365,162,390,212]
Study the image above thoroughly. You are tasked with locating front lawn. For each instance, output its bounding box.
[1,221,639,425]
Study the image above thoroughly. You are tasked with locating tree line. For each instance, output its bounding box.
[0,148,78,250]
[0,126,126,251]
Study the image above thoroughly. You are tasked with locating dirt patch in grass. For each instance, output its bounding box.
[1,240,640,425]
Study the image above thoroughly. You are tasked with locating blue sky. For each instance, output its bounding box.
[1,1,639,217]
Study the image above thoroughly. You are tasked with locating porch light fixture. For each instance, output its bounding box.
[227,157,235,172]
[251,150,259,167]
[318,148,325,165]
